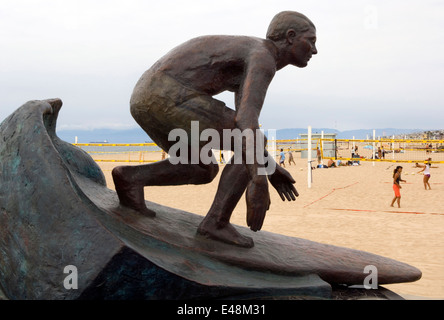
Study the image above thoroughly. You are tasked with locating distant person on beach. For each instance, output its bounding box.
[316,147,322,165]
[279,149,286,167]
[417,158,432,190]
[426,143,432,154]
[390,166,406,208]
[337,160,349,166]
[287,149,296,165]
[414,162,437,169]
[327,159,336,168]
[112,11,314,247]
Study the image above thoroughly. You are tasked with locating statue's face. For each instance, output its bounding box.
[290,27,317,68]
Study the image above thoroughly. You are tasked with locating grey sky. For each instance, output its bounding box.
[1,0,443,132]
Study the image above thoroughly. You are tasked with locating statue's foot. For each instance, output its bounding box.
[197,219,254,248]
[112,166,156,217]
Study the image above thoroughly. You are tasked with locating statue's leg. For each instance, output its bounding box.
[197,163,254,247]
[112,159,219,217]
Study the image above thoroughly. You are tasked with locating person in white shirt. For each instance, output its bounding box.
[418,158,432,190]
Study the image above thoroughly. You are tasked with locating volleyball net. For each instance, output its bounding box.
[73,143,232,164]
[74,138,444,164]
[73,143,162,163]
[319,138,444,164]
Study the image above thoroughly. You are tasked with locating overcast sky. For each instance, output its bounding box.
[1,0,443,132]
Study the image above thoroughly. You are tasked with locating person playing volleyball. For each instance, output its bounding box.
[390,166,406,208]
[417,158,432,190]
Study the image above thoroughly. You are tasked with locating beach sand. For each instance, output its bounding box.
[96,152,444,299]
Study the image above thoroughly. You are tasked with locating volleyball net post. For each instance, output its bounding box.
[307,126,312,188]
[372,129,376,166]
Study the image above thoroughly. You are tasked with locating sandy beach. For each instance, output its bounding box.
[96,152,444,299]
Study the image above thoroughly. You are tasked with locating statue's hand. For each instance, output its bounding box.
[268,165,299,201]
[246,175,270,232]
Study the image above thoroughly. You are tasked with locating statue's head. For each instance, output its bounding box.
[267,11,317,68]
